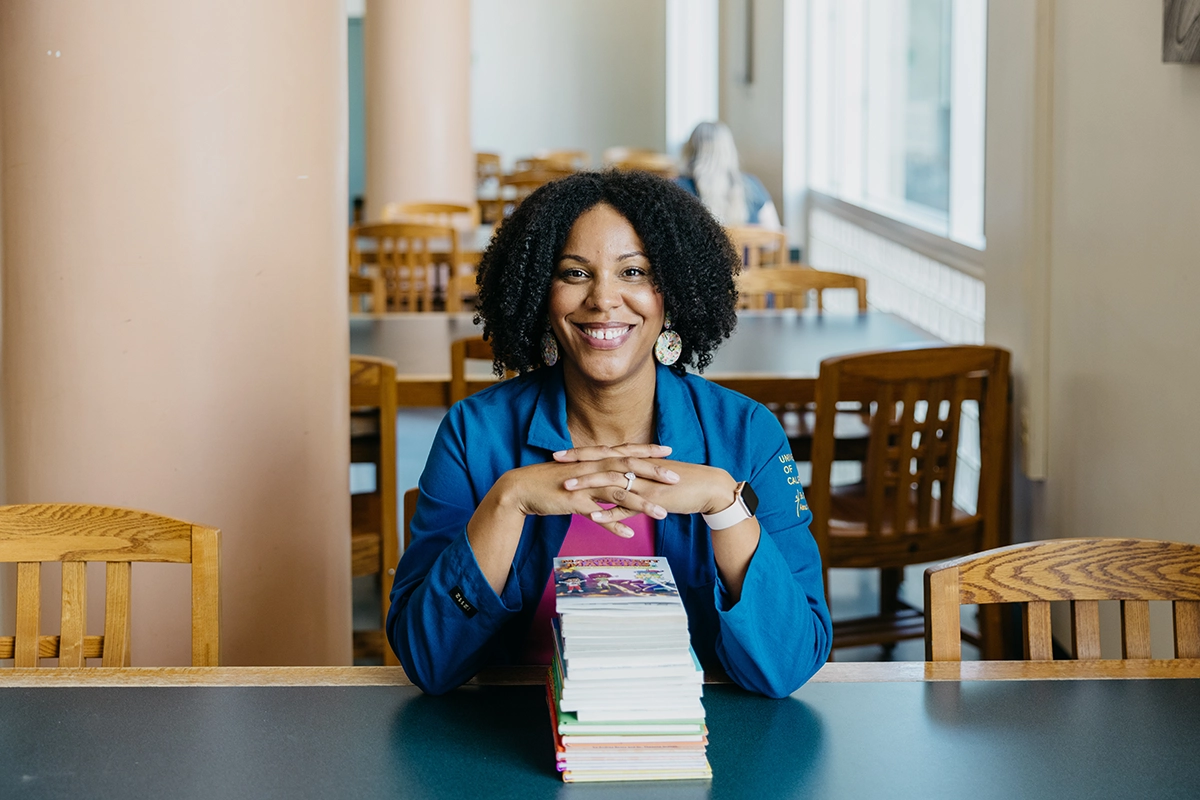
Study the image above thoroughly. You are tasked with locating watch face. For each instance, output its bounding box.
[740,481,759,516]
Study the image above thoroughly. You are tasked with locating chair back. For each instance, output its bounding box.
[380,201,480,231]
[349,356,400,666]
[349,222,460,312]
[403,488,419,551]
[737,267,868,313]
[810,345,1010,568]
[537,149,590,170]
[450,335,514,405]
[608,151,678,178]
[726,226,788,269]
[476,152,504,224]
[925,538,1200,662]
[0,504,220,667]
[499,170,571,216]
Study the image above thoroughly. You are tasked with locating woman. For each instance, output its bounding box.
[676,120,781,228]
[387,171,830,698]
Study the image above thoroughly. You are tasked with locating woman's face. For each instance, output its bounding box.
[547,203,665,389]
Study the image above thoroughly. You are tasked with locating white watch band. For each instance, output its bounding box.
[702,487,752,531]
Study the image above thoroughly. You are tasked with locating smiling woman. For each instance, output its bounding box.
[387,171,832,698]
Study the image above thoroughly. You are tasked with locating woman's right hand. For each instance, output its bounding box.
[467,443,679,594]
[494,443,679,538]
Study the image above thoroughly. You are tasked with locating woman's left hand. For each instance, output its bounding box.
[553,445,737,523]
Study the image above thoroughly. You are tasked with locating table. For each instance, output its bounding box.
[4,661,1199,799]
[348,309,943,407]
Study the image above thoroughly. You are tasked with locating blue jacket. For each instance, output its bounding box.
[387,362,832,697]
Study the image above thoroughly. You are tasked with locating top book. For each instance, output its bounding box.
[553,556,682,609]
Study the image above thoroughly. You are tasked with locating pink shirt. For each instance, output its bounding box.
[518,511,656,665]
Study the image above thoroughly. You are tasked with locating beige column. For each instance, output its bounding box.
[0,1,351,666]
[364,0,474,219]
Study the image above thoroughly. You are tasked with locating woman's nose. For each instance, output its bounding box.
[587,273,622,309]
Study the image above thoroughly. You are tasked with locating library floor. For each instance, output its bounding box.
[354,409,981,666]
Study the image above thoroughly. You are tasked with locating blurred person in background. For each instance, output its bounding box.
[676,121,780,229]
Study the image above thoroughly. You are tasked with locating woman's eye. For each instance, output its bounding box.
[622,266,650,279]
[557,267,588,280]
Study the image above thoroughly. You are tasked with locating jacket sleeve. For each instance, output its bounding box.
[711,404,832,697]
[385,405,525,694]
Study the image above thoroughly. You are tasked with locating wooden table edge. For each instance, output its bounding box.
[3,660,1199,688]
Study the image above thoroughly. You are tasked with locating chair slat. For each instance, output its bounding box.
[938,377,967,525]
[102,562,132,667]
[865,385,894,536]
[1070,599,1102,660]
[1024,601,1054,660]
[0,634,104,660]
[15,563,41,668]
[191,527,221,667]
[59,561,88,667]
[1121,600,1153,659]
[1174,600,1200,659]
[893,383,921,535]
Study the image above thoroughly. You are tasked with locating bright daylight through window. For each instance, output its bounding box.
[808,0,986,249]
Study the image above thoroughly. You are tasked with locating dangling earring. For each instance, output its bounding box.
[541,327,559,367]
[654,312,682,366]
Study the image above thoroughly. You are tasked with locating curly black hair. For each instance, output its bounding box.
[474,169,740,376]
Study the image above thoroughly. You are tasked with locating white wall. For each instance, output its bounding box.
[471,0,667,168]
[987,0,1200,656]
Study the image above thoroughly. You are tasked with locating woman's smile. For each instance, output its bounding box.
[574,321,635,349]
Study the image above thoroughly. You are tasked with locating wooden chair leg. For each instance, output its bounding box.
[880,567,904,615]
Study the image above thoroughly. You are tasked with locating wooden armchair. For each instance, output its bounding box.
[809,345,1011,658]
[0,504,220,667]
[737,267,868,313]
[349,222,460,312]
[726,226,788,269]
[926,538,1200,662]
[350,356,400,665]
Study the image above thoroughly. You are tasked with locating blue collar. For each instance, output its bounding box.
[526,362,706,464]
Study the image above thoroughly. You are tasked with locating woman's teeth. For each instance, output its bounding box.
[582,326,630,340]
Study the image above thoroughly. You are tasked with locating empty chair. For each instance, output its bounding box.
[450,335,514,405]
[349,222,461,312]
[808,345,1011,658]
[608,151,678,179]
[499,169,570,217]
[726,225,788,269]
[537,149,590,170]
[0,503,220,667]
[380,201,480,231]
[444,251,482,313]
[476,152,504,224]
[925,538,1200,662]
[737,266,868,313]
[350,356,400,666]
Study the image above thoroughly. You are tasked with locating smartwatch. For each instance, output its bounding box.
[701,481,759,531]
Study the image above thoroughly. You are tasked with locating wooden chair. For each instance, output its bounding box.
[726,225,788,269]
[450,335,515,405]
[348,271,386,314]
[380,201,480,231]
[499,169,571,216]
[809,345,1011,658]
[350,356,400,666]
[403,487,419,551]
[537,149,590,170]
[444,252,482,313]
[608,151,679,179]
[926,538,1200,662]
[602,146,658,166]
[476,152,504,224]
[737,267,868,313]
[0,503,220,667]
[349,222,460,312]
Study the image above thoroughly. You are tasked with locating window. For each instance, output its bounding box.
[808,0,986,249]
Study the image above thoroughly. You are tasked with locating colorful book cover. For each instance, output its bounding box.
[553,556,680,605]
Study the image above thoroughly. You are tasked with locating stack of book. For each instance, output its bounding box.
[546,555,711,783]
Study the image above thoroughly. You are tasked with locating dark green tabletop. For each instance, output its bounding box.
[3,678,1197,799]
[348,309,941,379]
